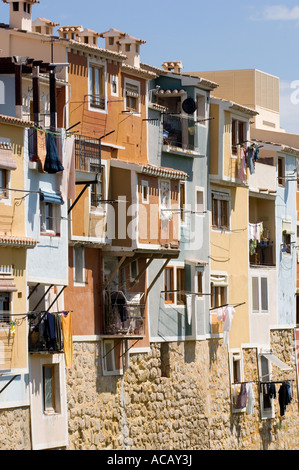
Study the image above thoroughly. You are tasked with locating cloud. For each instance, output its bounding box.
[251,5,299,21]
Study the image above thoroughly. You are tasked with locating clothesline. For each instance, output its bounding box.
[210,302,246,312]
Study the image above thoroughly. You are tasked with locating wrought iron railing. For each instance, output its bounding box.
[104,291,145,336]
[163,115,196,151]
[75,135,101,173]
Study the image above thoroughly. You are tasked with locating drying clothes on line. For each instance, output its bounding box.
[249,222,263,242]
[37,312,64,352]
[278,381,292,416]
[238,146,247,186]
[185,294,192,325]
[44,133,64,174]
[111,291,128,322]
[61,312,73,369]
[246,145,260,175]
[235,383,248,409]
[246,383,255,415]
[216,305,236,345]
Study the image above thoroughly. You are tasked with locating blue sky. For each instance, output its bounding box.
[0,0,298,133]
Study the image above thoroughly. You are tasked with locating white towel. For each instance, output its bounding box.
[186,294,192,325]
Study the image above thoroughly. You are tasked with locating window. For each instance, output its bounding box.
[180,182,185,223]
[232,352,242,384]
[196,95,206,123]
[125,81,140,113]
[40,202,61,236]
[42,364,61,414]
[210,274,228,309]
[252,276,268,313]
[212,194,229,230]
[197,271,203,298]
[164,267,174,304]
[89,65,105,110]
[259,356,274,418]
[90,165,104,209]
[130,260,138,282]
[176,267,186,305]
[111,75,118,96]
[74,246,85,285]
[0,169,8,199]
[13,2,19,12]
[278,157,285,186]
[102,340,123,376]
[43,365,56,413]
[141,180,149,204]
[232,119,246,155]
[196,189,204,214]
[0,293,10,325]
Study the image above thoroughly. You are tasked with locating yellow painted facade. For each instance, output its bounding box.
[209,98,258,348]
[0,119,34,372]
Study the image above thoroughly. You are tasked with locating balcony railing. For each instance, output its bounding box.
[28,312,64,353]
[249,240,275,266]
[104,291,145,337]
[163,115,196,152]
[75,135,101,172]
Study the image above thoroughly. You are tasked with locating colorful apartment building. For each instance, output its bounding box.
[1,0,299,451]
[0,114,36,403]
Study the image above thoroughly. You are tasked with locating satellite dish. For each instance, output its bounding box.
[182,98,197,114]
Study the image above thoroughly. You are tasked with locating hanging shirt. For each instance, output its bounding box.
[223,305,235,345]
[246,383,255,415]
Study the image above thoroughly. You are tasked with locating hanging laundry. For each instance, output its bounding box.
[246,383,255,415]
[249,222,263,242]
[44,313,57,351]
[223,305,235,345]
[185,294,192,325]
[238,146,247,186]
[36,128,47,170]
[278,381,292,416]
[60,134,76,200]
[111,291,128,322]
[235,383,248,409]
[61,312,73,369]
[44,133,64,174]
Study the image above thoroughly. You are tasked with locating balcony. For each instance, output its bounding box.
[104,291,145,337]
[28,312,64,354]
[75,135,101,173]
[163,115,196,154]
[249,240,275,266]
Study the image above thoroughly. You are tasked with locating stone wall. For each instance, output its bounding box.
[0,328,298,450]
[0,407,31,450]
[65,330,299,450]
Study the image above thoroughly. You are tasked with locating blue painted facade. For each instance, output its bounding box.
[146,72,214,341]
[276,151,297,326]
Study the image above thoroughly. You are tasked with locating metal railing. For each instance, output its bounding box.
[249,241,275,266]
[163,115,196,151]
[75,135,101,172]
[104,291,145,336]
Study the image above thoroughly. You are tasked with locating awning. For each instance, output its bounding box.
[40,190,64,205]
[0,147,17,171]
[282,220,295,235]
[0,276,17,293]
[261,353,292,371]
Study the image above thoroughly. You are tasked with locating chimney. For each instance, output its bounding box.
[100,28,146,68]
[2,0,40,32]
[162,61,183,74]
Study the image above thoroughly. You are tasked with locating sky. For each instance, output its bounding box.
[0,0,298,134]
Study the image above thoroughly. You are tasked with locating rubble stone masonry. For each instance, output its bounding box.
[66,329,299,451]
[0,329,298,450]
